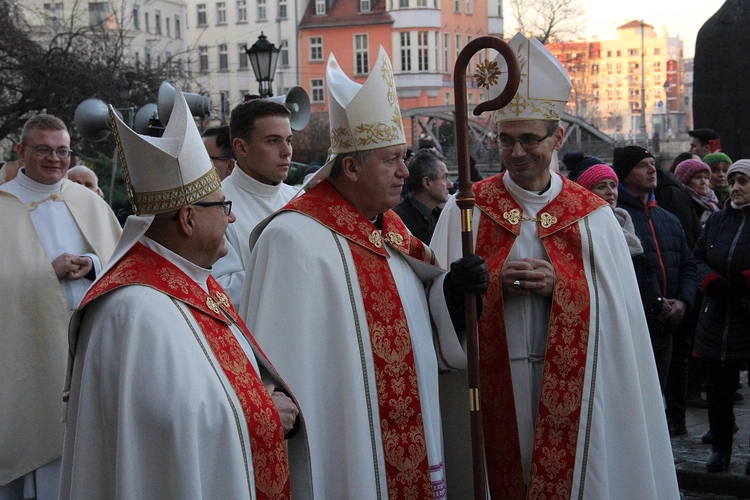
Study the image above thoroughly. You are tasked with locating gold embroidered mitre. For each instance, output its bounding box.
[490,33,572,123]
[109,85,221,215]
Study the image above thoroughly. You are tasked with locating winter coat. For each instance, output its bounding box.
[693,206,750,361]
[655,168,702,249]
[617,187,697,329]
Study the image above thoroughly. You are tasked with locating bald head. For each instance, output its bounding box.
[67,165,103,196]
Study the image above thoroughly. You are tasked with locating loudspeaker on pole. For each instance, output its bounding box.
[157,81,212,125]
[74,98,123,142]
[266,86,310,131]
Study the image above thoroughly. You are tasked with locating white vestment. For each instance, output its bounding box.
[212,167,298,304]
[61,217,312,499]
[0,172,121,499]
[430,172,680,499]
[240,210,466,499]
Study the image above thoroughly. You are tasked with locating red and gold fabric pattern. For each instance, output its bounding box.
[473,174,605,499]
[79,243,291,500]
[283,180,435,498]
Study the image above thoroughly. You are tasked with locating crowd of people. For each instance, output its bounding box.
[1,32,748,500]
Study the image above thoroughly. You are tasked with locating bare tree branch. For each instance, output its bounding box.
[507,0,586,44]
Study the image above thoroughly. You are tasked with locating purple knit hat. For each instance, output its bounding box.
[674,159,710,185]
[576,164,618,191]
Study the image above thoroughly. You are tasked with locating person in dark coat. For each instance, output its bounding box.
[393,151,452,244]
[614,145,698,437]
[693,159,750,473]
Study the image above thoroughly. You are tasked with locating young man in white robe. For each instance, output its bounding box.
[239,47,488,499]
[212,100,298,305]
[430,33,680,499]
[60,88,312,499]
[0,114,121,500]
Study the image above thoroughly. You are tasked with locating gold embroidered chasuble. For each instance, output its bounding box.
[472,173,606,499]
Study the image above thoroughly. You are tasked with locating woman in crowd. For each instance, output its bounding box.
[702,152,733,208]
[693,160,750,473]
[574,164,664,327]
[674,158,720,227]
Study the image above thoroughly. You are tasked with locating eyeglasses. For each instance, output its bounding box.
[497,132,554,151]
[209,156,232,162]
[23,144,73,158]
[194,200,232,215]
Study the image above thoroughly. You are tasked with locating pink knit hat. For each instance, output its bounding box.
[576,164,618,191]
[674,159,710,185]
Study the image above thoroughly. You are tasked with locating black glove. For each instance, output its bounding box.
[704,277,732,298]
[443,254,488,332]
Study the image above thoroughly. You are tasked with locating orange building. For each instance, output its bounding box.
[298,0,503,146]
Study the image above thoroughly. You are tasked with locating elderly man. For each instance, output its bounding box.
[60,89,311,499]
[393,150,453,243]
[212,100,298,305]
[431,33,680,499]
[240,47,487,499]
[201,125,235,180]
[66,165,103,196]
[0,115,121,500]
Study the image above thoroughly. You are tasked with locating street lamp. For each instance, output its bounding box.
[245,32,281,98]
[663,80,670,137]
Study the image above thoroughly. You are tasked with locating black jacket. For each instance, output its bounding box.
[617,187,697,316]
[693,206,750,361]
[393,195,440,245]
[654,169,702,249]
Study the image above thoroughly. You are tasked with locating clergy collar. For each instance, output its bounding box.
[504,171,562,207]
[227,165,287,198]
[140,236,212,292]
[14,168,64,194]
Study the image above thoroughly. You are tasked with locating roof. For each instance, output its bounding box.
[300,0,393,29]
[617,20,654,30]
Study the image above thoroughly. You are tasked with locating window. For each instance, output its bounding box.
[257,0,266,20]
[606,50,612,57]
[468,92,474,104]
[280,39,289,67]
[455,34,461,58]
[221,91,231,114]
[175,14,181,37]
[417,31,428,71]
[166,17,170,37]
[444,92,451,105]
[153,9,160,33]
[616,50,621,57]
[197,4,207,25]
[238,44,248,69]
[144,11,149,32]
[628,48,637,56]
[315,0,325,15]
[454,0,460,13]
[89,2,114,29]
[218,44,228,70]
[311,79,324,103]
[144,47,151,68]
[237,0,247,21]
[278,0,287,18]
[131,4,139,29]
[466,35,472,72]
[654,47,661,55]
[399,0,408,7]
[309,36,323,61]
[465,0,472,14]
[434,32,439,72]
[417,0,426,6]
[400,32,412,71]
[199,46,209,71]
[44,2,64,24]
[616,63,622,72]
[360,0,370,11]
[443,33,450,74]
[216,2,226,23]
[355,34,369,75]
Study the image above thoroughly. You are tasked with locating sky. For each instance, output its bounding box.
[505,0,728,59]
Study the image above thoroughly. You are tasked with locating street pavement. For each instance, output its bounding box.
[674,372,750,499]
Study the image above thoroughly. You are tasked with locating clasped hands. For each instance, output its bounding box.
[52,253,93,281]
[502,258,555,297]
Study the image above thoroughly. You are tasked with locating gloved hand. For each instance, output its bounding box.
[703,277,732,298]
[443,254,488,332]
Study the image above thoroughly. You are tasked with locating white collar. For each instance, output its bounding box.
[15,168,64,194]
[140,236,212,292]
[504,170,562,207]
[226,166,284,198]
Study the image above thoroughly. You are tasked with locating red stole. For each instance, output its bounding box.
[79,243,291,500]
[473,174,606,499]
[282,180,436,498]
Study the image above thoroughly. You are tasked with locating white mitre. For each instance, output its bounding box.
[312,45,405,181]
[490,32,572,123]
[109,86,221,215]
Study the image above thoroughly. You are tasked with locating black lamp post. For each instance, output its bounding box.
[245,32,281,98]
[663,80,670,136]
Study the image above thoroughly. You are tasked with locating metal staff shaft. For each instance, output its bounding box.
[453,36,519,499]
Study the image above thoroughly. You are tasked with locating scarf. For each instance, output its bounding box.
[683,185,719,226]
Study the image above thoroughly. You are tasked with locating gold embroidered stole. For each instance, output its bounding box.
[473,174,605,499]
[79,243,291,499]
[283,180,435,498]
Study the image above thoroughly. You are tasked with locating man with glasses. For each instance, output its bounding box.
[431,33,680,498]
[0,114,121,499]
[201,125,235,180]
[59,89,311,499]
[212,99,298,305]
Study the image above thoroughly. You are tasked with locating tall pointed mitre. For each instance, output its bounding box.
[490,32,572,123]
[310,46,406,181]
[109,86,221,215]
